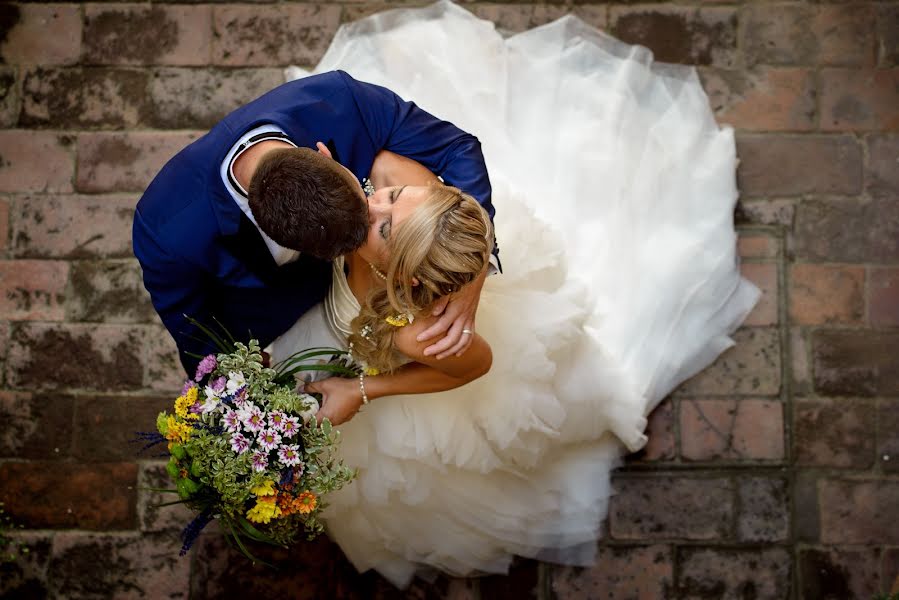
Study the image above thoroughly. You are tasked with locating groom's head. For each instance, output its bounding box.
[249,147,369,260]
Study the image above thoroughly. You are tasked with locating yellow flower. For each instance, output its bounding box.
[164,415,193,444]
[385,314,411,327]
[174,395,190,418]
[250,480,277,497]
[364,366,380,376]
[246,497,282,524]
[296,491,317,514]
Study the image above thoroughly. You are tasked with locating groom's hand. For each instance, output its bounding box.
[418,269,487,359]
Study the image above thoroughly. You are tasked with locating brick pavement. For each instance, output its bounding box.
[0,1,897,598]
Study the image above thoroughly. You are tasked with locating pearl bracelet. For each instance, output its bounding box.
[358,372,369,405]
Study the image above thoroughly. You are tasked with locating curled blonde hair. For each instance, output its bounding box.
[348,184,494,372]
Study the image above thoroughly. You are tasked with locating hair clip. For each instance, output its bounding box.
[385,313,414,327]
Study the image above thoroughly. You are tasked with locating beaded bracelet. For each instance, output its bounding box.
[358,372,369,405]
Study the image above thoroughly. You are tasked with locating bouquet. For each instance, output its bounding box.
[140,323,360,561]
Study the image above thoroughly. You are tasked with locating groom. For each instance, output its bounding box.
[134,70,498,375]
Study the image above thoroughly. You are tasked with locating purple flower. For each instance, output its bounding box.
[180,380,195,396]
[268,411,287,432]
[189,402,203,415]
[250,450,268,472]
[257,428,282,451]
[230,432,250,455]
[210,376,227,394]
[280,415,300,437]
[194,354,217,382]
[242,406,266,434]
[277,444,302,467]
[222,408,241,433]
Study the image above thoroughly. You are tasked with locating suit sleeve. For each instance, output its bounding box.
[133,209,217,377]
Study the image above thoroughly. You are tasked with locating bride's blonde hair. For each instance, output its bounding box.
[349,184,494,372]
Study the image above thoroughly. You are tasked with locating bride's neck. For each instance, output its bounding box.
[345,252,380,304]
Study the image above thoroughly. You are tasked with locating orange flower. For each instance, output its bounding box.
[296,491,317,514]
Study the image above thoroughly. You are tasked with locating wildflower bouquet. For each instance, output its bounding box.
[143,327,359,560]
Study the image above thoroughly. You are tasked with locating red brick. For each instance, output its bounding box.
[884,549,899,595]
[610,476,733,540]
[741,262,778,326]
[49,533,190,599]
[7,322,145,391]
[11,194,136,259]
[634,398,675,462]
[77,132,201,193]
[878,399,899,473]
[791,326,813,396]
[469,5,578,34]
[813,5,879,67]
[820,69,899,131]
[794,197,899,262]
[0,461,137,529]
[738,234,779,259]
[84,5,212,66]
[736,134,862,197]
[0,67,18,128]
[610,6,738,67]
[735,198,796,227]
[677,327,781,396]
[0,197,8,252]
[552,545,673,599]
[145,68,283,130]
[789,264,865,325]
[144,325,188,391]
[67,260,156,324]
[866,134,899,199]
[800,547,882,600]
[677,548,791,598]
[737,477,789,542]
[880,4,899,67]
[21,67,150,130]
[212,5,342,67]
[0,259,68,320]
[0,4,82,66]
[0,131,74,193]
[0,391,73,459]
[680,398,784,461]
[812,330,899,396]
[819,479,899,544]
[72,395,171,462]
[794,399,876,468]
[700,67,815,131]
[138,463,194,533]
[869,267,899,327]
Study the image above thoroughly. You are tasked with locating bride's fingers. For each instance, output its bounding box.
[435,320,466,360]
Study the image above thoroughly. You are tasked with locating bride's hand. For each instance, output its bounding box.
[306,377,364,426]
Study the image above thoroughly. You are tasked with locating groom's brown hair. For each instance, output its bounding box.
[249,147,369,260]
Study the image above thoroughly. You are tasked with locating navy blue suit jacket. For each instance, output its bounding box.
[134,71,495,375]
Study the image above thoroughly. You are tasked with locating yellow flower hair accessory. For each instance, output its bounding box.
[385,313,414,327]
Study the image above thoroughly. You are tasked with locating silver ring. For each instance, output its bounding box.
[461,329,473,335]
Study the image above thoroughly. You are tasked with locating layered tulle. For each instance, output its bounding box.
[277,0,760,587]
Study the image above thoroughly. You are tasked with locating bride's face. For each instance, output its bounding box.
[361,185,429,263]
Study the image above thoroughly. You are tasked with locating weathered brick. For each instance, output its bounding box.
[0,462,137,529]
[812,330,899,396]
[49,533,189,599]
[869,268,899,327]
[738,233,779,259]
[0,259,68,320]
[819,479,899,544]
[866,134,899,199]
[0,131,74,193]
[792,326,813,396]
[212,5,341,67]
[84,5,212,66]
[0,321,8,387]
[11,194,136,259]
[7,322,145,391]
[0,532,53,599]
[0,66,19,128]
[820,69,899,131]
[72,395,171,462]
[737,477,789,542]
[144,325,188,391]
[0,4,82,66]
[680,398,784,461]
[884,549,899,596]
[676,327,781,396]
[0,196,8,252]
[789,264,865,325]
[77,131,201,193]
[632,398,675,462]
[741,262,778,326]
[610,476,733,540]
[610,7,737,67]
[551,545,673,599]
[0,391,72,459]
[878,399,899,473]
[743,3,877,67]
[880,4,899,67]
[800,547,882,600]
[736,134,862,196]
[700,67,815,131]
[144,67,283,130]
[794,197,899,262]
[480,558,540,599]
[795,471,820,542]
[139,463,194,533]
[678,548,791,599]
[794,399,876,468]
[469,5,576,34]
[67,260,156,324]
[735,198,796,227]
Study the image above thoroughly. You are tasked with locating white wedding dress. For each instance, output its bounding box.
[272,1,760,587]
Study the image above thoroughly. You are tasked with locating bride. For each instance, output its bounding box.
[268,0,760,588]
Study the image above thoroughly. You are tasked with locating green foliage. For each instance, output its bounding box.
[872,593,899,600]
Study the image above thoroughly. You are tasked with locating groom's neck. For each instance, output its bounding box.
[233,140,294,194]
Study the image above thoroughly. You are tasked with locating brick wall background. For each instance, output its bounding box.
[0,1,896,598]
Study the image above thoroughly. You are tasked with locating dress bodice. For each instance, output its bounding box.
[323,257,361,344]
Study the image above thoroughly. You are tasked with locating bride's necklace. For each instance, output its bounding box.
[366,260,388,281]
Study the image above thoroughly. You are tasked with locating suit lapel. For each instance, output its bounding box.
[219,213,281,283]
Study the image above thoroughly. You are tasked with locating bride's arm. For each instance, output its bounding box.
[369,150,440,188]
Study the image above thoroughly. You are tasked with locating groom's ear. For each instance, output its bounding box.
[315,141,333,159]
